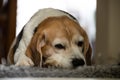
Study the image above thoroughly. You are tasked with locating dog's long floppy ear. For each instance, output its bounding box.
[85,44,92,65]
[26,33,46,67]
[36,33,46,67]
[83,33,92,65]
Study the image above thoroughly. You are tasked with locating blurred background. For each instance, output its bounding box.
[0,0,120,65]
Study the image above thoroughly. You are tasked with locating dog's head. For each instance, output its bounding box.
[26,16,92,68]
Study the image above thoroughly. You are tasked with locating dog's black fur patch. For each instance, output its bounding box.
[34,26,38,34]
[13,28,24,54]
[59,10,77,21]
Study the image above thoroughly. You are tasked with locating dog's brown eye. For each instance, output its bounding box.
[77,41,83,47]
[55,44,65,49]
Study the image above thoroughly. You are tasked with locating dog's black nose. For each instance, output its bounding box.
[72,58,85,68]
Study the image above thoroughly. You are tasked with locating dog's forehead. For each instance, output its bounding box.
[41,16,84,40]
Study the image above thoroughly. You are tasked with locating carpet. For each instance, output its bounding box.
[0,65,120,78]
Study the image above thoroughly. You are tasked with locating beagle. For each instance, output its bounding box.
[7,8,92,68]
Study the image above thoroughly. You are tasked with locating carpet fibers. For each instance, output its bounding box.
[0,65,120,78]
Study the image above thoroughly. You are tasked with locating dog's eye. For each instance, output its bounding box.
[55,44,65,49]
[77,41,83,47]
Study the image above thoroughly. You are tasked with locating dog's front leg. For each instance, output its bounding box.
[14,39,34,66]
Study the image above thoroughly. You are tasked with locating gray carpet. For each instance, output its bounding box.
[0,65,120,78]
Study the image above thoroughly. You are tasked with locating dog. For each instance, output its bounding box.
[7,8,92,68]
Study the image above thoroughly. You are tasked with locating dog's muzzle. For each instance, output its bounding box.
[42,56,85,68]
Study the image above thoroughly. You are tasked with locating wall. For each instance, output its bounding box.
[95,0,120,65]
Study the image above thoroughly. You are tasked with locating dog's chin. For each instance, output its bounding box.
[42,59,73,69]
[42,64,73,69]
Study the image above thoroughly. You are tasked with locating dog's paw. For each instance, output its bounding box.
[15,56,34,66]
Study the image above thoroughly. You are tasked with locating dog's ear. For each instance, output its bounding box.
[26,33,46,67]
[85,44,92,65]
[83,31,92,65]
[36,33,46,67]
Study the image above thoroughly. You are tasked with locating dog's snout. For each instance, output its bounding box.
[72,58,85,68]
